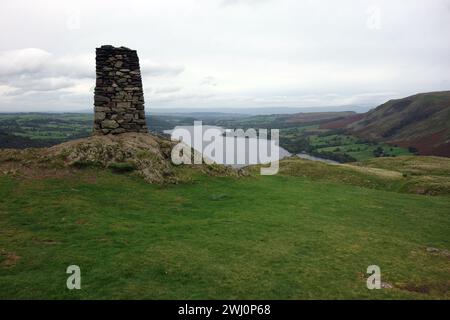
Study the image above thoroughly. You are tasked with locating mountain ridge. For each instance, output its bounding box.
[320,91,450,157]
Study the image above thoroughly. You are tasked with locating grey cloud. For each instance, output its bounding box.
[0,90,91,112]
[150,92,216,105]
[140,60,184,77]
[0,48,93,79]
[0,48,183,81]
[0,47,184,111]
[221,0,270,6]
[0,0,449,111]
[200,76,218,87]
[153,86,183,94]
[5,76,83,93]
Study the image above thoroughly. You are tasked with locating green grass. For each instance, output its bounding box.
[317,143,411,161]
[0,169,449,299]
[309,134,359,148]
[309,134,412,161]
[271,157,450,195]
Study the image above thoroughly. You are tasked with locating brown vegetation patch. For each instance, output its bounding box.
[33,239,60,245]
[285,112,355,124]
[320,113,364,129]
[392,130,450,157]
[1,252,21,268]
[397,282,450,295]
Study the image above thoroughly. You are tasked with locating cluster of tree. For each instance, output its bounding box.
[372,146,401,158]
[310,150,357,163]
[279,132,360,163]
[373,146,385,157]
[0,131,54,149]
[317,128,347,137]
[408,146,418,154]
[279,136,312,154]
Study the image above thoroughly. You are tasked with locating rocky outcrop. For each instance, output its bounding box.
[93,45,148,135]
[48,133,174,183]
[0,133,245,184]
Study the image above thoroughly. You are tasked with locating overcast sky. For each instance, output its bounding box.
[0,0,449,112]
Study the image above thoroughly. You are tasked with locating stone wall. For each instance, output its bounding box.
[93,45,148,135]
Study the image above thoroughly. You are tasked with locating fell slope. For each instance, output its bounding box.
[347,91,450,156]
[1,166,449,299]
[249,155,450,196]
[285,111,355,124]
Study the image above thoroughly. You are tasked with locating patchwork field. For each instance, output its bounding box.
[309,134,412,161]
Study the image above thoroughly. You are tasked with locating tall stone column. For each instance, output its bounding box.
[93,45,148,135]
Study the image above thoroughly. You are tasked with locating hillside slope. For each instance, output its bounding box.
[213,111,356,129]
[250,156,450,196]
[1,161,449,299]
[285,111,355,124]
[347,91,450,156]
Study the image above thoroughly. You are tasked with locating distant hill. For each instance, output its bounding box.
[346,91,450,156]
[317,91,450,157]
[285,111,356,124]
[149,105,370,115]
[214,111,357,129]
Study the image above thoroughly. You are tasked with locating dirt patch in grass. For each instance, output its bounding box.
[397,282,450,295]
[425,247,450,258]
[0,252,21,268]
[32,238,60,245]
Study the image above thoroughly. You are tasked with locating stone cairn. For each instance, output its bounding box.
[93,45,148,134]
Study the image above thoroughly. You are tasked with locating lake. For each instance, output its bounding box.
[165,125,339,167]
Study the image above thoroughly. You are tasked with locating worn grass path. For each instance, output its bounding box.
[0,171,449,299]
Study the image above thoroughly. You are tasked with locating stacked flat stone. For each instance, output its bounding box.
[93,45,148,135]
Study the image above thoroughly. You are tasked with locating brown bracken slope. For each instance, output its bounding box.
[285,111,355,124]
[343,91,450,157]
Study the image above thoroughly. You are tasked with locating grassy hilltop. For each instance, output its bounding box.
[0,90,449,299]
[0,149,449,299]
